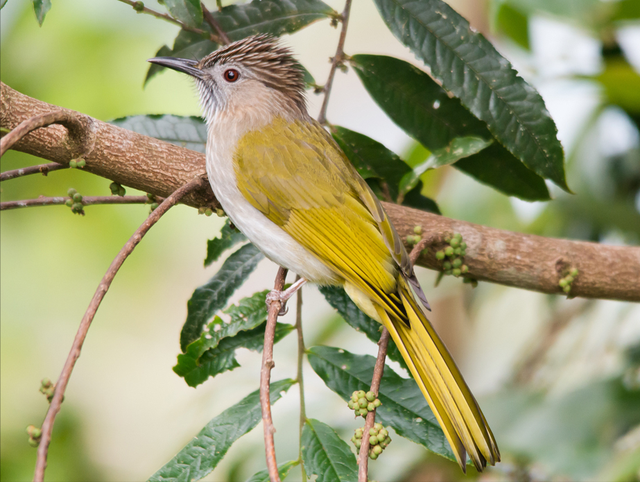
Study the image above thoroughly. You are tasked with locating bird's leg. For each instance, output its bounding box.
[266,277,308,316]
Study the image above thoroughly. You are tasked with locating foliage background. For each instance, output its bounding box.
[1,0,640,481]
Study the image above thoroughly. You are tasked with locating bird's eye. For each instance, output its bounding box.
[223,69,239,82]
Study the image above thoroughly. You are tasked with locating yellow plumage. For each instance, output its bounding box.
[235,117,500,472]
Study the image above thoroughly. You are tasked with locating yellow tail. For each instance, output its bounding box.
[373,277,500,472]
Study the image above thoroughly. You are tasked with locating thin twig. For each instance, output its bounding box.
[317,0,353,125]
[261,267,288,482]
[1,195,152,211]
[1,163,67,182]
[117,0,224,44]
[294,275,307,480]
[358,329,391,481]
[33,176,206,482]
[201,2,230,45]
[0,111,86,157]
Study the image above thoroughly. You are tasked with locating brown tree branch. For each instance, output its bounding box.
[261,267,288,482]
[357,329,390,481]
[1,162,67,181]
[317,0,353,125]
[201,2,230,45]
[117,0,225,45]
[2,82,638,302]
[1,195,151,211]
[33,176,206,482]
[294,276,307,480]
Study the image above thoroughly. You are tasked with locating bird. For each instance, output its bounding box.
[149,34,500,472]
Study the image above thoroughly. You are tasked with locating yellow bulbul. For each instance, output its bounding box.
[149,34,500,472]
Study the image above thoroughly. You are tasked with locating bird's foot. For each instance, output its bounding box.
[266,277,308,316]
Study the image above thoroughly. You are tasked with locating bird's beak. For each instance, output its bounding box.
[147,57,203,79]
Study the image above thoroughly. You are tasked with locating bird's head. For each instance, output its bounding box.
[148,34,307,125]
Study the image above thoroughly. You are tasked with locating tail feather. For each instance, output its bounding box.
[374,277,500,472]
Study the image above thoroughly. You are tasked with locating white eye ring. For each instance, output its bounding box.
[223,69,240,82]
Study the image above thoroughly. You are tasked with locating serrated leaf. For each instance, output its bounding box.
[205,219,247,267]
[301,419,358,482]
[308,346,456,461]
[33,0,51,26]
[398,136,493,200]
[180,243,264,352]
[165,0,203,28]
[175,291,294,387]
[150,378,295,482]
[246,460,299,482]
[146,0,334,82]
[109,114,207,153]
[350,55,550,201]
[331,126,440,214]
[319,286,406,369]
[372,0,569,191]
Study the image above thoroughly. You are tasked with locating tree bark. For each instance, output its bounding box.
[2,82,639,302]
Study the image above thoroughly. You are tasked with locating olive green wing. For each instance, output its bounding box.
[234,117,412,318]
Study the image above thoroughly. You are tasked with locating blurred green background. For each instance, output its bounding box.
[1,0,639,481]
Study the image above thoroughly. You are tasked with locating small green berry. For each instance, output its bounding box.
[421,249,428,256]
[452,258,462,268]
[69,160,77,168]
[460,242,467,249]
[384,436,391,444]
[460,265,469,274]
[133,1,144,12]
[454,232,462,240]
[373,399,381,407]
[570,268,578,277]
[204,208,213,216]
[454,247,462,255]
[76,159,86,168]
[72,202,83,212]
[369,436,378,445]
[355,428,363,438]
[65,199,73,207]
[358,398,367,408]
[565,276,574,284]
[444,235,451,242]
[443,261,452,270]
[67,188,77,197]
[146,192,156,201]
[73,193,83,202]
[563,285,571,293]
[460,249,467,256]
[379,428,388,438]
[348,400,355,409]
[450,238,460,248]
[357,390,366,398]
[377,434,386,444]
[216,208,225,217]
[445,246,454,256]
[452,268,461,277]
[365,391,375,401]
[559,279,568,288]
[367,402,375,411]
[373,445,383,455]
[28,438,39,447]
[369,451,378,460]
[435,250,445,260]
[374,423,383,431]
[413,225,422,235]
[369,428,378,436]
[149,202,159,211]
[359,408,368,417]
[41,378,52,388]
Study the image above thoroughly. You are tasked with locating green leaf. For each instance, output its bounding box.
[246,460,299,482]
[174,291,294,387]
[301,419,358,482]
[319,286,406,370]
[32,0,51,26]
[204,219,247,267]
[455,143,551,201]
[491,2,530,50]
[350,55,550,201]
[308,346,456,461]
[331,126,440,214]
[180,243,264,352]
[145,45,174,85]
[372,0,569,191]
[109,114,207,153]
[150,378,295,482]
[398,136,494,200]
[165,0,203,28]
[146,0,335,82]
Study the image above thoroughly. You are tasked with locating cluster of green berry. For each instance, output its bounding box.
[109,181,126,197]
[435,233,468,277]
[68,158,86,169]
[197,207,214,216]
[351,423,391,459]
[406,225,428,256]
[26,425,42,447]
[39,378,57,402]
[348,390,382,418]
[65,188,84,215]
[559,268,579,294]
